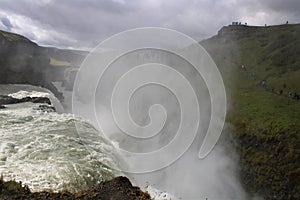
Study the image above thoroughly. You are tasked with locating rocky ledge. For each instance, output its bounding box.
[0,95,51,105]
[0,176,151,200]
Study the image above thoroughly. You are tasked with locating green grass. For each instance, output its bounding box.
[202,23,300,199]
[228,88,300,199]
[49,57,72,67]
[0,30,34,43]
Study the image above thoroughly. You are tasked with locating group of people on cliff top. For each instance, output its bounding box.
[232,21,289,27]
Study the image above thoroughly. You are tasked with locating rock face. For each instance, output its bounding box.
[0,30,87,101]
[0,94,57,112]
[0,176,152,200]
[217,25,261,41]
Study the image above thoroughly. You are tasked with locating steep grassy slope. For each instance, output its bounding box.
[201,24,300,199]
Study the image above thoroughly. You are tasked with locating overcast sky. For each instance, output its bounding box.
[0,0,299,50]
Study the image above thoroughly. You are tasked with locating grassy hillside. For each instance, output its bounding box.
[50,57,72,67]
[201,24,300,199]
[0,29,87,98]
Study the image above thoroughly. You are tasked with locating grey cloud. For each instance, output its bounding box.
[0,0,299,49]
[1,16,13,30]
[257,0,300,14]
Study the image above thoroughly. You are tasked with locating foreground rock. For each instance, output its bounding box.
[0,176,152,200]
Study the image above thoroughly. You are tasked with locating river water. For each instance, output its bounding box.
[0,84,250,200]
[0,84,122,192]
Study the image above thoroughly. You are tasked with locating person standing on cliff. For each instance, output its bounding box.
[241,65,247,71]
[261,80,267,88]
[271,86,275,93]
[279,89,283,95]
[283,83,287,89]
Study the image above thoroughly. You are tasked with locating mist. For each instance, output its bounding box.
[131,133,248,199]
[72,42,255,199]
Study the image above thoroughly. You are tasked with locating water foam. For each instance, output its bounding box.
[8,90,50,99]
[0,85,121,192]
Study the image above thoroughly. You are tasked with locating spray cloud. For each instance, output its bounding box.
[72,27,250,199]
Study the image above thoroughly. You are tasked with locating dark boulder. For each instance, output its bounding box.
[0,95,51,105]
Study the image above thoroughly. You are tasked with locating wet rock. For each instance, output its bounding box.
[33,105,56,112]
[0,95,51,105]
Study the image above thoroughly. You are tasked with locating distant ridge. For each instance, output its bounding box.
[0,29,88,99]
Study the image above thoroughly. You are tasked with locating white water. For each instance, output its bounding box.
[8,90,50,99]
[145,186,179,200]
[0,84,121,192]
[0,84,173,200]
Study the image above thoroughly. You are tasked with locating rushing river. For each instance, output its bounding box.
[0,84,122,192]
[0,84,248,200]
